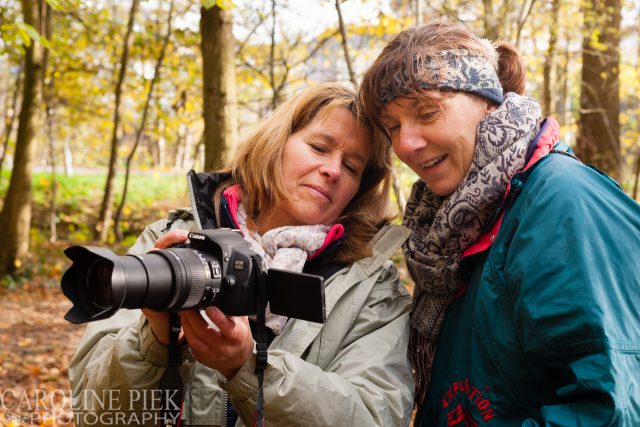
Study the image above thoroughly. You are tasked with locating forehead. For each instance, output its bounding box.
[382,96,433,118]
[307,106,362,136]
[301,108,370,160]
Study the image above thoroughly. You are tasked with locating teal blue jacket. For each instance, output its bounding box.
[416,119,640,426]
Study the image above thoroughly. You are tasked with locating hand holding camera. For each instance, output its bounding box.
[181,306,253,380]
[142,229,189,345]
[61,228,326,380]
[136,229,254,378]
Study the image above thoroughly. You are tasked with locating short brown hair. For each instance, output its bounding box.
[217,82,394,264]
[360,21,526,136]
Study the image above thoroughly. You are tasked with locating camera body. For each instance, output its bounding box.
[61,229,326,325]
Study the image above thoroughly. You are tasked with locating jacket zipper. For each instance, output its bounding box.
[222,390,228,426]
[186,170,203,231]
[268,318,295,350]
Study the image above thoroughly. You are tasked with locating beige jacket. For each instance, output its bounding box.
[69,216,414,426]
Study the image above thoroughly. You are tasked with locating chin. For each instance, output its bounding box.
[422,174,462,196]
[426,183,456,197]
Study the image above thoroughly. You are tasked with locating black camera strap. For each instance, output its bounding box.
[158,312,184,427]
[252,256,268,427]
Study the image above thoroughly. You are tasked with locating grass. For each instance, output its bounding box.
[0,169,415,291]
[0,169,190,289]
[0,169,189,241]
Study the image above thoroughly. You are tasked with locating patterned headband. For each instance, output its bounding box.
[378,49,504,106]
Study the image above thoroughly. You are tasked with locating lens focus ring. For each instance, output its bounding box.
[155,248,209,310]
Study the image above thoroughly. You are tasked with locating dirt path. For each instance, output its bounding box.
[0,288,84,426]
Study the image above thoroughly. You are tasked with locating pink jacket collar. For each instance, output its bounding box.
[222,184,344,261]
[462,118,560,259]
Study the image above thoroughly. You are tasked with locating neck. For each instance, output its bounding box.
[255,209,278,235]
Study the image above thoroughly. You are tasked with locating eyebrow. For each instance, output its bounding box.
[311,131,368,166]
[349,151,368,166]
[380,98,426,122]
[378,112,394,123]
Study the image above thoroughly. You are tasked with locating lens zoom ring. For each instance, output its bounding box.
[163,248,208,310]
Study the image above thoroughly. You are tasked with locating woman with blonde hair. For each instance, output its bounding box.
[69,82,415,426]
[361,21,640,426]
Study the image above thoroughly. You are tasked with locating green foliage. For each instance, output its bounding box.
[2,21,52,50]
[0,170,188,243]
[1,0,639,229]
[45,0,72,12]
[0,270,32,290]
[0,170,189,289]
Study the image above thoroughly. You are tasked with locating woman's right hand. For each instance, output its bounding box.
[141,229,190,345]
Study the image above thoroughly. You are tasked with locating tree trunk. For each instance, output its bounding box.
[0,0,49,275]
[542,0,560,117]
[43,5,55,243]
[95,0,139,242]
[498,0,511,40]
[174,123,188,170]
[576,0,622,180]
[482,0,499,40]
[114,0,173,242]
[392,170,406,216]
[200,4,237,172]
[63,139,74,175]
[157,119,166,168]
[46,105,57,242]
[335,0,356,85]
[0,62,23,186]
[557,43,570,128]
[514,0,537,47]
[269,0,277,110]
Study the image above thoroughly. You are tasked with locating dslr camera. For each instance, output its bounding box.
[61,229,326,325]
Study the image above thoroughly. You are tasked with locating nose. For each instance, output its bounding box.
[319,154,342,181]
[395,124,427,156]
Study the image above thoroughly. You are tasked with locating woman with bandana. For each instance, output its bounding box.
[360,21,640,426]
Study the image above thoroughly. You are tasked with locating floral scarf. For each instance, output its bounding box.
[236,204,331,335]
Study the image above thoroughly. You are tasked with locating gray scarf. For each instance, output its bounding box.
[236,203,331,335]
[403,93,542,406]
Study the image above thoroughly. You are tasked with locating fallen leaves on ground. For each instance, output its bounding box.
[0,287,84,427]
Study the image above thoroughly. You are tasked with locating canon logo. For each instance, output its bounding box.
[189,233,205,240]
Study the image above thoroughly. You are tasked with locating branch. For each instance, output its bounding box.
[237,11,267,53]
[514,0,537,46]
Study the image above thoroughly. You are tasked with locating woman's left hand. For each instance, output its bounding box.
[180,307,254,380]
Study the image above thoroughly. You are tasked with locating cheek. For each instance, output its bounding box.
[462,137,476,171]
[282,155,305,183]
[391,139,411,164]
[336,179,361,211]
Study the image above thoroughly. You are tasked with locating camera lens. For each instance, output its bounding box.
[61,245,222,324]
[86,259,114,311]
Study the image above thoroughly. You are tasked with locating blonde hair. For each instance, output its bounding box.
[215,82,394,264]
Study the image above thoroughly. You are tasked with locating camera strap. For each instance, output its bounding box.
[252,256,268,427]
[159,312,184,427]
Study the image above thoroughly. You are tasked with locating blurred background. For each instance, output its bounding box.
[0,0,638,424]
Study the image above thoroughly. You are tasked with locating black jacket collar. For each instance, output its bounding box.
[186,170,346,280]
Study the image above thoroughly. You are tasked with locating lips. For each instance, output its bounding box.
[304,184,332,202]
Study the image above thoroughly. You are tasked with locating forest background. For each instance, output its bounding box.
[0,0,638,425]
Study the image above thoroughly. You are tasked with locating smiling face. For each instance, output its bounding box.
[257,106,370,231]
[381,91,495,196]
